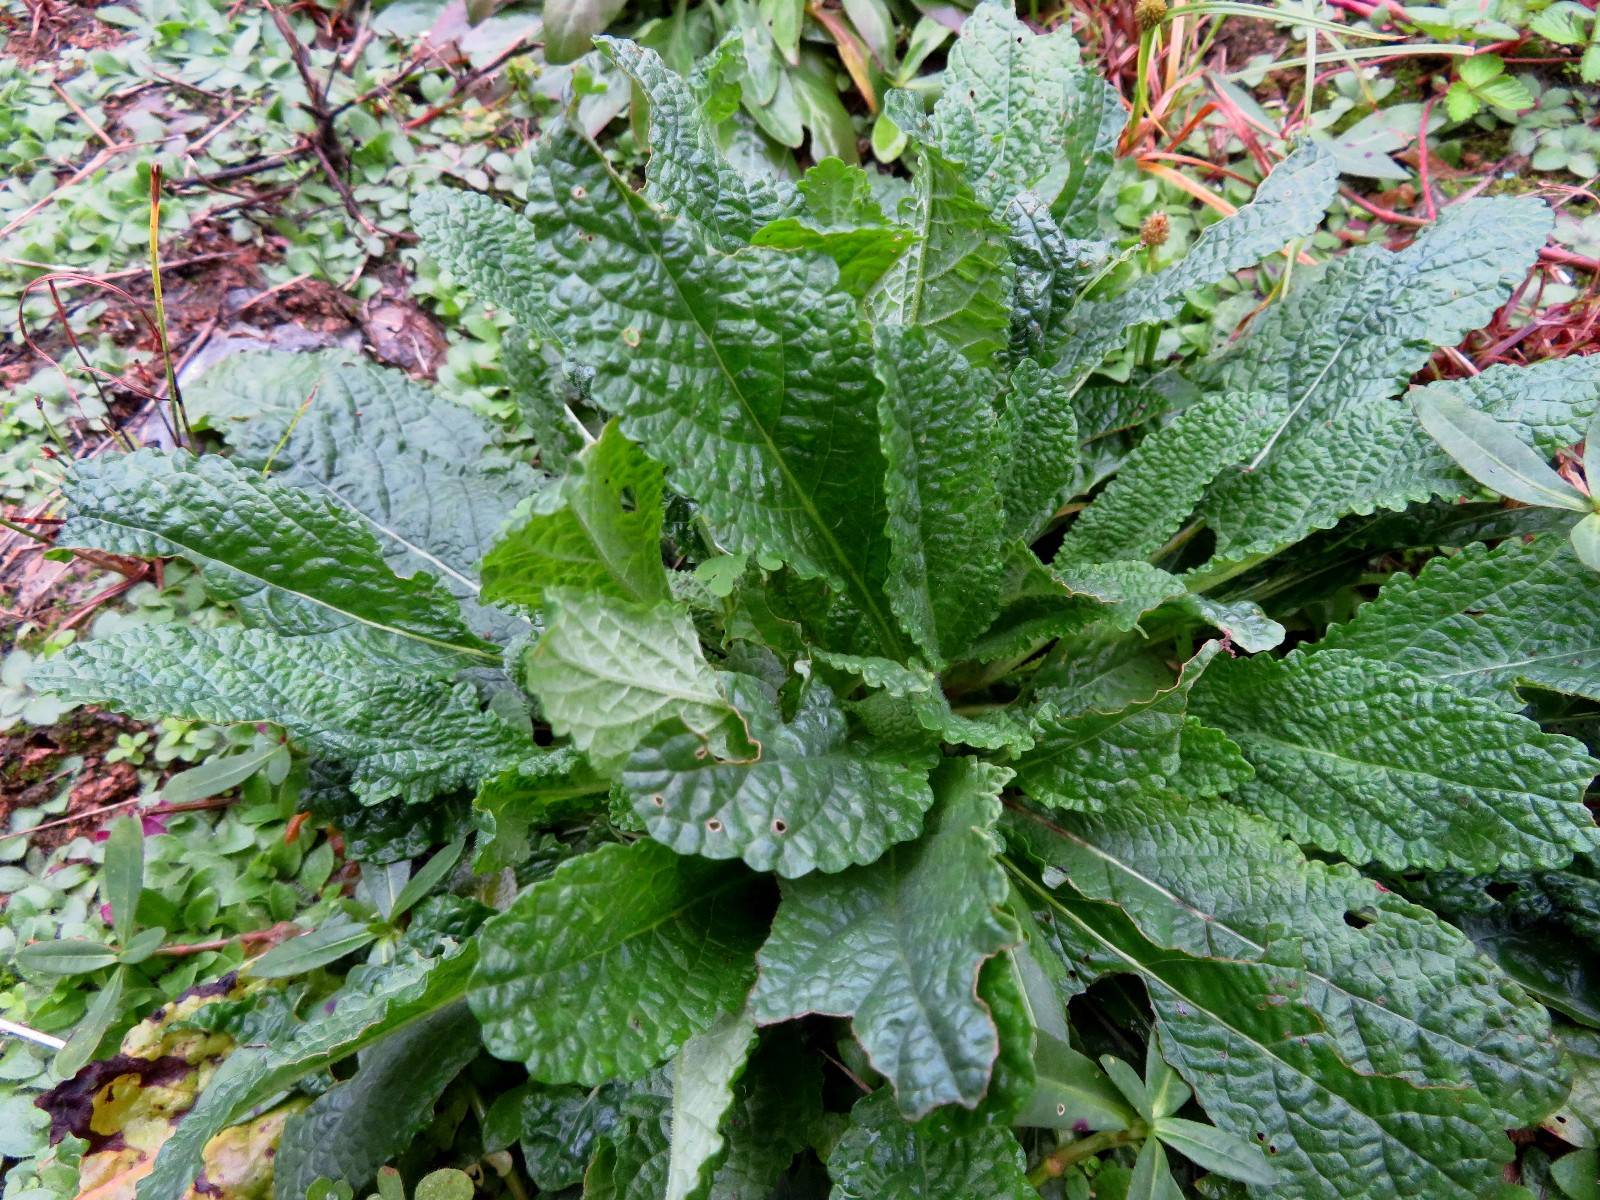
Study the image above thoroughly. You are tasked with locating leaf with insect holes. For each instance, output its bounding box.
[625,673,936,877]
[521,590,748,772]
[482,422,670,612]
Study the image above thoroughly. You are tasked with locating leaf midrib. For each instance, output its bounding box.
[75,509,494,662]
[579,131,906,656]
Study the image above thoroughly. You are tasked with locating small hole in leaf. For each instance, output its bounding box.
[1343,910,1374,929]
[1268,1145,1278,1155]
[1056,1103,1067,1117]
[622,326,642,348]
[651,794,665,807]
[706,819,723,832]
[571,185,587,200]
[619,486,637,512]
[1256,1132,1266,1142]
[772,819,788,834]
[693,746,709,760]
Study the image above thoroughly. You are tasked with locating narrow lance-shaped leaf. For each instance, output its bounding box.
[522,120,904,656]
[272,1002,481,1200]
[57,449,495,670]
[1057,392,1278,564]
[1415,389,1591,510]
[876,325,1008,664]
[998,358,1079,544]
[664,1012,757,1200]
[750,758,1017,1117]
[30,626,526,805]
[470,838,766,1085]
[1188,648,1600,871]
[625,674,937,877]
[186,354,542,645]
[1045,142,1339,385]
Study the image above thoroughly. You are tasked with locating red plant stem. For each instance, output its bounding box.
[1339,186,1427,227]
[1541,246,1600,274]
[1418,96,1439,222]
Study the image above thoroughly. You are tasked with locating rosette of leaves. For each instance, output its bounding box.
[30,3,1600,1197]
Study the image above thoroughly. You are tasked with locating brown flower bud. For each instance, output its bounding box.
[1135,0,1168,33]
[1139,211,1170,248]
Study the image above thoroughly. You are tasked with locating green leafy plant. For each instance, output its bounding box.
[1418,389,1600,572]
[25,4,1600,1197]
[1444,51,1535,120]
